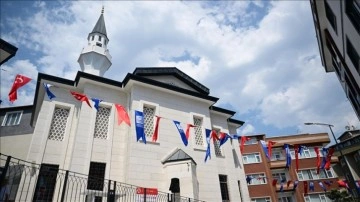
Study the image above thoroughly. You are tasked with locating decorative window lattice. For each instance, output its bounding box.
[48,107,69,141]
[143,106,155,138]
[213,130,223,156]
[94,107,110,139]
[193,117,204,145]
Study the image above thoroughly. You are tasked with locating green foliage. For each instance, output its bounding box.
[326,189,360,202]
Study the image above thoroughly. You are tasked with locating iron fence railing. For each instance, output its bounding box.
[0,153,205,202]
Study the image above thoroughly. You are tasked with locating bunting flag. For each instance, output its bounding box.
[337,180,349,189]
[260,140,270,160]
[185,124,195,140]
[314,147,321,174]
[323,180,333,187]
[8,74,32,102]
[298,145,304,156]
[272,179,278,186]
[355,181,360,193]
[43,83,56,100]
[284,144,291,168]
[319,181,327,192]
[204,129,212,162]
[246,176,253,184]
[294,145,300,172]
[240,136,250,154]
[152,116,161,142]
[267,141,276,159]
[304,181,308,195]
[174,121,188,146]
[135,110,146,144]
[293,180,299,190]
[115,104,131,126]
[309,181,314,192]
[70,91,92,108]
[91,98,102,111]
[321,148,329,169]
[287,180,292,188]
[325,147,335,170]
[219,133,231,147]
[211,130,219,143]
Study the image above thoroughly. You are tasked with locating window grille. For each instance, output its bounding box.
[48,107,69,141]
[213,130,223,156]
[193,117,204,145]
[88,162,106,191]
[94,107,110,139]
[143,106,155,138]
[2,111,22,126]
[219,175,230,201]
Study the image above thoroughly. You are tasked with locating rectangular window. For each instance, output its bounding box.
[278,196,292,202]
[96,42,102,47]
[88,162,106,191]
[219,175,230,201]
[244,137,258,145]
[346,37,360,71]
[346,0,360,34]
[193,117,204,146]
[33,164,59,201]
[304,193,331,202]
[91,35,95,41]
[272,172,287,182]
[251,197,271,202]
[243,153,261,164]
[94,106,110,139]
[213,129,223,157]
[247,173,267,185]
[325,0,337,33]
[48,107,70,141]
[297,168,335,181]
[143,105,155,139]
[98,36,102,41]
[237,180,243,202]
[2,111,22,126]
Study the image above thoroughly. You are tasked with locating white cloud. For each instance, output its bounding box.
[238,123,256,135]
[1,1,358,135]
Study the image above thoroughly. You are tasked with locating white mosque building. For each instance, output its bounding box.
[0,9,250,202]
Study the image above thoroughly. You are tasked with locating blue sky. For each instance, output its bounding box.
[1,1,359,140]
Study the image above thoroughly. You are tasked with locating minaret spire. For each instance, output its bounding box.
[77,6,112,77]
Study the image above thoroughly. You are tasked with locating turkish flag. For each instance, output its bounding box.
[114,104,131,126]
[8,74,31,102]
[70,91,91,108]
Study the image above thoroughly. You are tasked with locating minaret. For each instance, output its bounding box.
[78,7,112,77]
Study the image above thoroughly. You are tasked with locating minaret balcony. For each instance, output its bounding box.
[81,45,112,61]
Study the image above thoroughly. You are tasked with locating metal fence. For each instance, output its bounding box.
[0,154,205,202]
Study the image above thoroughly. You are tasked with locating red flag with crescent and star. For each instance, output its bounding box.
[8,74,31,102]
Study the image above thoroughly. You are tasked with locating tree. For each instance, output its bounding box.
[326,189,360,202]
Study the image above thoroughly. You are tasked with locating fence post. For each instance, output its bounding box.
[60,170,69,202]
[0,156,11,185]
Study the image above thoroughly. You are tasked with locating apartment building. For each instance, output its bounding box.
[243,133,341,202]
[310,0,360,119]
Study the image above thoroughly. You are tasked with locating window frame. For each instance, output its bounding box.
[324,0,337,34]
[93,105,112,140]
[247,173,267,185]
[251,197,271,202]
[87,162,106,191]
[297,168,336,181]
[2,111,23,126]
[219,175,230,201]
[48,106,71,141]
[191,112,206,149]
[140,101,159,143]
[243,153,261,164]
[213,127,224,157]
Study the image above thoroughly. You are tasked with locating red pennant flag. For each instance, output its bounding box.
[152,116,161,142]
[240,136,251,154]
[304,181,308,195]
[325,148,335,170]
[8,74,31,102]
[267,141,276,159]
[337,179,349,188]
[314,147,321,174]
[272,179,278,186]
[185,124,195,140]
[294,145,299,172]
[287,180,292,188]
[114,104,131,126]
[211,130,219,143]
[70,91,92,108]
